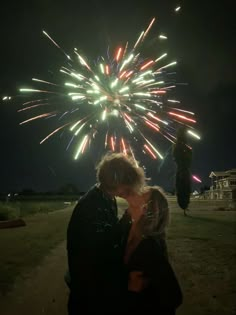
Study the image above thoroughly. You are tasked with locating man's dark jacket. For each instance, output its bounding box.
[67,185,124,314]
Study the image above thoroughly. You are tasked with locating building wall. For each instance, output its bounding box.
[207,171,236,201]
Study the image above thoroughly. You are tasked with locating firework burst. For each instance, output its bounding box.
[13,16,200,160]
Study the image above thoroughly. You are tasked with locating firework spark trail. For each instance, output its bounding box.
[40,123,71,144]
[16,16,200,160]
[43,30,71,60]
[18,103,50,112]
[192,175,202,183]
[19,113,56,125]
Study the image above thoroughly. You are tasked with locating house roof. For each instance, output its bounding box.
[209,169,236,178]
[209,171,228,178]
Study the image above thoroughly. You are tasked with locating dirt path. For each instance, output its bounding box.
[1,241,69,315]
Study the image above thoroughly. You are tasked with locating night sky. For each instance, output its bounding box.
[0,0,235,193]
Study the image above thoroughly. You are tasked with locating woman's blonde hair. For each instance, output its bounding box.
[142,186,169,238]
[124,186,169,263]
[96,152,146,193]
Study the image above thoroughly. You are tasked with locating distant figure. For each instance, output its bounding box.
[119,185,183,314]
[66,152,145,315]
[173,126,192,216]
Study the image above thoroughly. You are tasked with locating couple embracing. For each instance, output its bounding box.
[66,152,183,314]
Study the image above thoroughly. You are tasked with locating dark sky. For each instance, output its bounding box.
[0,0,235,193]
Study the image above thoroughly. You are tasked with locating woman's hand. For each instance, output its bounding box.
[128,271,149,292]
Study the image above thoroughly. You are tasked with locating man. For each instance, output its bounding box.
[66,152,145,314]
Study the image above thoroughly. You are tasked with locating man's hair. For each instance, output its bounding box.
[96,152,145,192]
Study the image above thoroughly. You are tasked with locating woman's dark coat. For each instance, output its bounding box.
[119,211,183,315]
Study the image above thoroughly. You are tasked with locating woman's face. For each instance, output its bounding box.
[125,190,150,209]
[125,193,144,206]
[109,185,135,199]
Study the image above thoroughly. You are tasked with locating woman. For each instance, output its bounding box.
[119,186,183,314]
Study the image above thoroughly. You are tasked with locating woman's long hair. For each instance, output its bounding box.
[142,186,169,239]
[124,186,169,263]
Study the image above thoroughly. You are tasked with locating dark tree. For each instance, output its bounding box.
[173,127,192,215]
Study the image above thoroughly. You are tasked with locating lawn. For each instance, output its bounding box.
[0,200,70,220]
[168,209,236,315]
[0,207,74,295]
[0,199,235,314]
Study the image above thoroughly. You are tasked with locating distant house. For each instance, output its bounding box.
[206,169,236,200]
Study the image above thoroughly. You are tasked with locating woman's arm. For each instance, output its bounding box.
[128,271,149,292]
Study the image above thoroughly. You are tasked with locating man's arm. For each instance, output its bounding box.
[67,201,120,296]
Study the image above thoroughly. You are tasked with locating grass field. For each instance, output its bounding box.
[0,201,70,220]
[168,208,236,315]
[0,199,235,314]
[0,207,74,295]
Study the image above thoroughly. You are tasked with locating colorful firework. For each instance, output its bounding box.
[12,16,200,160]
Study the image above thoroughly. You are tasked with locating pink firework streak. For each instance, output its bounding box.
[192,175,202,183]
